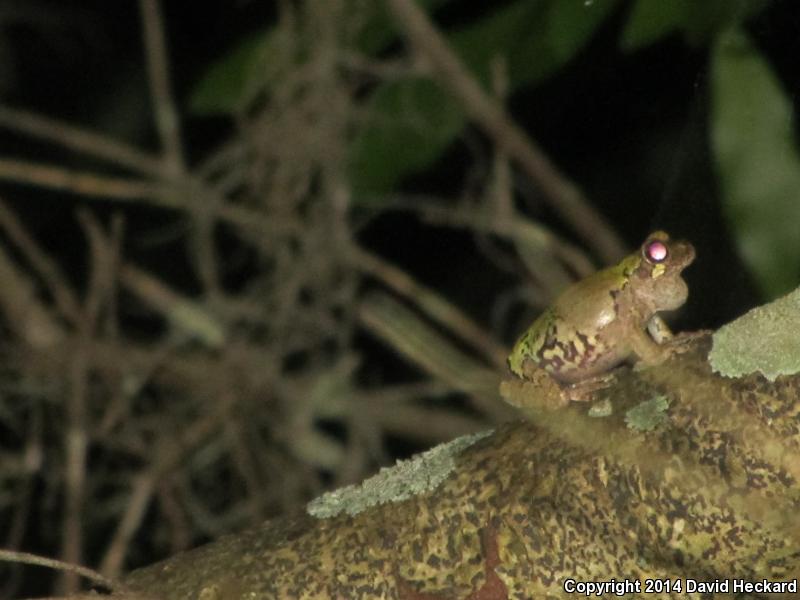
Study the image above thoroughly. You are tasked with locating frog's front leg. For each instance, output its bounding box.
[630,324,704,369]
[629,324,676,367]
[646,315,673,343]
[641,318,710,366]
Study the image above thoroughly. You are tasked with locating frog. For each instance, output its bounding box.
[502,231,696,411]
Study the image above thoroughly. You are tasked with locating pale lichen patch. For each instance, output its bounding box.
[306,429,493,518]
[588,398,613,417]
[709,286,800,381]
[625,395,669,432]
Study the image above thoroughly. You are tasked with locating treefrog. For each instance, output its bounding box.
[504,231,696,409]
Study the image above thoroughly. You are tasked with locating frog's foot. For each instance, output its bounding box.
[662,329,713,355]
[563,373,615,402]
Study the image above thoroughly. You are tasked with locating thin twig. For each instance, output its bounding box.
[0,103,165,178]
[139,0,185,174]
[137,0,224,300]
[0,549,119,591]
[0,198,81,322]
[0,237,65,348]
[0,102,243,216]
[0,156,299,237]
[358,292,516,422]
[385,0,626,263]
[100,473,156,579]
[77,209,123,332]
[120,262,226,348]
[352,246,507,368]
[58,213,123,593]
[100,392,237,578]
[379,198,597,278]
[0,158,167,202]
[60,332,91,593]
[489,56,513,225]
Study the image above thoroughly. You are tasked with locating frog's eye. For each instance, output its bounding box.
[644,240,668,263]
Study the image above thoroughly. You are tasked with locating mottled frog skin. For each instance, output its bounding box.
[508,231,695,402]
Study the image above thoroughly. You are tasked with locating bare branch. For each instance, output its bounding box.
[0,103,164,178]
[0,237,64,348]
[100,393,237,578]
[0,198,81,322]
[139,0,185,174]
[59,335,90,593]
[353,246,507,368]
[0,158,166,202]
[0,549,119,592]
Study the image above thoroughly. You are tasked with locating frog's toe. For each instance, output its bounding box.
[666,330,711,353]
[565,373,615,402]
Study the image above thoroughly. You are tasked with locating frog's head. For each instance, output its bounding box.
[630,230,695,312]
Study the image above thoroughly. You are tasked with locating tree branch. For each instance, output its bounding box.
[121,337,800,597]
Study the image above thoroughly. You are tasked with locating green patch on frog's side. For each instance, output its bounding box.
[306,429,493,519]
[625,395,670,432]
[709,286,800,381]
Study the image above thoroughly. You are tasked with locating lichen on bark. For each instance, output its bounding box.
[710,285,800,380]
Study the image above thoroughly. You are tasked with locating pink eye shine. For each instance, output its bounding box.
[646,240,668,262]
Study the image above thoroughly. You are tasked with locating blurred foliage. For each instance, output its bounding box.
[190,30,272,115]
[192,0,622,197]
[190,0,452,115]
[189,0,800,303]
[621,0,767,50]
[711,28,800,298]
[348,79,464,196]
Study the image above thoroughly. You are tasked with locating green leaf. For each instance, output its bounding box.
[621,0,767,51]
[191,2,621,196]
[349,78,464,198]
[621,0,689,50]
[545,0,620,64]
[189,0,455,115]
[450,0,620,89]
[449,0,550,87]
[352,0,621,199]
[680,0,766,45]
[189,30,272,115]
[356,0,453,55]
[711,29,800,298]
